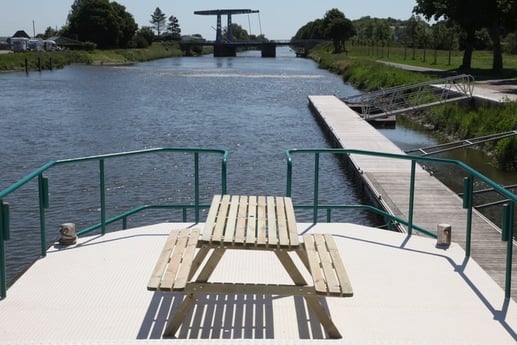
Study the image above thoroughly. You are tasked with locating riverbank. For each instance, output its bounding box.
[0,42,184,72]
[308,42,517,170]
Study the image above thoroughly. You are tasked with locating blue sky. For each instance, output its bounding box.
[1,0,418,39]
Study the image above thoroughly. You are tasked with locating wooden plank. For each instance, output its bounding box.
[284,197,299,246]
[160,229,190,291]
[257,196,267,245]
[314,234,340,295]
[276,197,290,247]
[147,230,179,290]
[234,195,248,244]
[246,196,257,244]
[303,234,327,293]
[202,195,221,243]
[324,233,353,296]
[267,196,278,246]
[173,229,200,290]
[212,194,230,242]
[223,195,239,244]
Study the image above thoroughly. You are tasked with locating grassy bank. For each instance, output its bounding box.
[309,42,517,170]
[0,42,183,72]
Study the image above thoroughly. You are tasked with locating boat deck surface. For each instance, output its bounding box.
[1,222,515,345]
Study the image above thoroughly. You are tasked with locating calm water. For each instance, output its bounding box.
[1,47,368,282]
[2,47,515,284]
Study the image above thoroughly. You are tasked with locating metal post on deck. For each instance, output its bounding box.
[502,202,514,299]
[463,176,474,257]
[38,175,49,257]
[407,160,417,236]
[99,159,106,235]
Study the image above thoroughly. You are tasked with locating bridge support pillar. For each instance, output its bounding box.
[261,44,276,58]
[214,44,236,57]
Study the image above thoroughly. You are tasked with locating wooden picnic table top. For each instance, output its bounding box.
[201,195,299,248]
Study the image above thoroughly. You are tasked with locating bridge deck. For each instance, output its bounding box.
[308,95,517,300]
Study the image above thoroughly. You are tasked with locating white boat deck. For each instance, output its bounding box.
[1,222,515,345]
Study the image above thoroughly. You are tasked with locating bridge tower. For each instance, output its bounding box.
[194,9,259,57]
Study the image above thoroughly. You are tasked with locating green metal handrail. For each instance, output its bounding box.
[0,147,228,299]
[286,148,515,298]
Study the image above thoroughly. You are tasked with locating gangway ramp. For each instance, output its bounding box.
[343,74,475,120]
[406,130,517,156]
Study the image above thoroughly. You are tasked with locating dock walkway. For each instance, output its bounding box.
[308,95,517,299]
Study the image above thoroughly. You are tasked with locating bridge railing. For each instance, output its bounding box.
[285,148,515,299]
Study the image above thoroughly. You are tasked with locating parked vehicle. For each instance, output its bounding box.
[28,38,43,51]
[10,37,29,52]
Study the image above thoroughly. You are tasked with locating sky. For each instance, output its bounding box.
[1,0,418,39]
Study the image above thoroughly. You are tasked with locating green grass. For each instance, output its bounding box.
[0,42,183,72]
[309,41,517,170]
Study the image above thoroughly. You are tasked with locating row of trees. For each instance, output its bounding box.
[57,1,182,49]
[414,0,517,71]
[296,2,517,71]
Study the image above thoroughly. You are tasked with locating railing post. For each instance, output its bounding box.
[313,153,320,223]
[194,152,200,223]
[502,202,514,299]
[407,160,417,236]
[0,200,10,299]
[462,176,474,257]
[99,159,106,235]
[38,175,49,257]
[286,152,293,197]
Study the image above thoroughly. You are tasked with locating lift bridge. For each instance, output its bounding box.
[342,74,475,120]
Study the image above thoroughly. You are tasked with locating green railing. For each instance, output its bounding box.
[0,147,228,299]
[286,148,515,298]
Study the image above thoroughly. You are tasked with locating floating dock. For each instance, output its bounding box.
[308,95,517,299]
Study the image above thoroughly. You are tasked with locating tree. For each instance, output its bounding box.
[326,17,355,53]
[223,23,249,41]
[150,7,167,37]
[414,0,514,71]
[65,0,137,49]
[167,15,181,40]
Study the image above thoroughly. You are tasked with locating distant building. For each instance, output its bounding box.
[12,30,30,39]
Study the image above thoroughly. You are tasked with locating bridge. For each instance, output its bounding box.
[188,9,316,57]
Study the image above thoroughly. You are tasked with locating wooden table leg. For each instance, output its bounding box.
[163,292,198,338]
[275,250,307,285]
[196,247,225,282]
[304,295,342,339]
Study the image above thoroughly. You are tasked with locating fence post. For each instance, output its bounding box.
[407,160,417,236]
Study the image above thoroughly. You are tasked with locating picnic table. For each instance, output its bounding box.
[147,195,353,338]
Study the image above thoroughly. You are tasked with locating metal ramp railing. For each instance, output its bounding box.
[405,130,517,156]
[343,74,475,120]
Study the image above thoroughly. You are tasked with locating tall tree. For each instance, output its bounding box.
[322,9,355,53]
[65,0,137,49]
[150,7,167,37]
[167,15,181,40]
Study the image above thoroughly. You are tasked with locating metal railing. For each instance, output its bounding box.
[285,148,515,298]
[342,74,475,119]
[0,147,228,299]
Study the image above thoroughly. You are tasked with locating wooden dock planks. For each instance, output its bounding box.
[308,95,517,299]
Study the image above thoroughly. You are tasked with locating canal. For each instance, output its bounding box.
[1,47,514,284]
